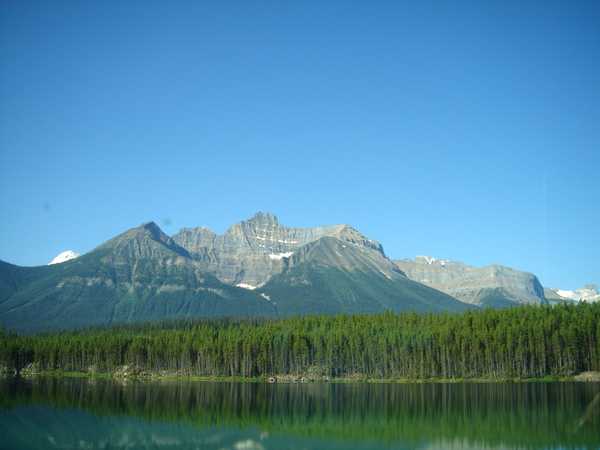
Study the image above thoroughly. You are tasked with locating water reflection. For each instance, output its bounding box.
[575,391,600,433]
[0,377,598,449]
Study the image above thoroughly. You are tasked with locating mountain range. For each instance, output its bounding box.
[544,285,600,303]
[0,212,560,333]
[394,255,546,308]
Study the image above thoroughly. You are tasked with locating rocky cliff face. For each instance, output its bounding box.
[172,212,386,288]
[394,256,547,307]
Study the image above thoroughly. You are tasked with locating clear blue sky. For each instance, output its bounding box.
[1,1,598,291]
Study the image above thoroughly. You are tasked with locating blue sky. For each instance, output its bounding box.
[1,1,598,291]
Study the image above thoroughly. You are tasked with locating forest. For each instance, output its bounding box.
[1,302,598,380]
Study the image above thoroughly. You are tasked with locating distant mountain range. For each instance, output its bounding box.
[544,285,600,303]
[0,212,587,334]
[394,255,546,308]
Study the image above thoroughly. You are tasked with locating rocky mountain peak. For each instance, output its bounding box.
[93,221,191,260]
[140,221,166,239]
[330,224,386,256]
[249,212,279,223]
[172,213,386,288]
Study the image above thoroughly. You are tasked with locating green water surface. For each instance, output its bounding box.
[0,377,598,449]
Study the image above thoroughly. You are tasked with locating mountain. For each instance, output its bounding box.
[394,255,547,308]
[544,285,600,303]
[259,236,470,316]
[1,213,547,334]
[172,212,353,288]
[170,213,471,315]
[48,251,80,265]
[0,222,276,333]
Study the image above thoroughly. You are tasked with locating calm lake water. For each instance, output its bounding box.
[0,377,599,449]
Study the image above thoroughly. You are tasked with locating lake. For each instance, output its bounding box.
[0,377,598,449]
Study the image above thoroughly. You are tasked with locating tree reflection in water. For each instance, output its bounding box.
[0,377,598,449]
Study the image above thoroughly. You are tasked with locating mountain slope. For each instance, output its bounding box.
[394,256,547,307]
[172,212,353,288]
[0,222,276,333]
[174,213,471,315]
[259,236,473,315]
[2,214,547,334]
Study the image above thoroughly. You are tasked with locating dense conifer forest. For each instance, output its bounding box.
[1,302,598,380]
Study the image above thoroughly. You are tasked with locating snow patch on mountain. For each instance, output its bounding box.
[415,255,447,266]
[548,285,599,302]
[268,252,294,260]
[48,251,80,265]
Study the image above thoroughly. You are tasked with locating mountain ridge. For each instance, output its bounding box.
[261,236,469,316]
[172,212,376,289]
[0,212,571,334]
[394,255,546,307]
[0,221,277,333]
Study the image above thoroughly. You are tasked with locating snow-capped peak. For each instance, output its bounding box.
[549,285,599,303]
[48,251,80,265]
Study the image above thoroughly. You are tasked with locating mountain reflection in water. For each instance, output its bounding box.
[0,377,598,449]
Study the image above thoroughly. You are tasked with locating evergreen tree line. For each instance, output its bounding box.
[1,302,598,379]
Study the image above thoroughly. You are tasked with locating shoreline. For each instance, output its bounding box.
[3,369,591,383]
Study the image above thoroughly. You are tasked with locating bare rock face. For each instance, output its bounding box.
[394,256,547,307]
[172,212,387,288]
